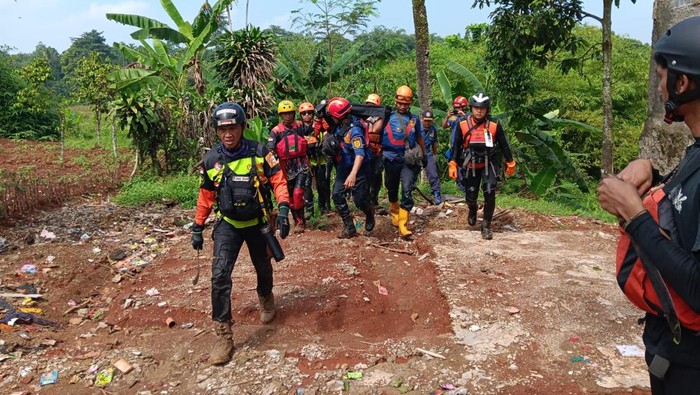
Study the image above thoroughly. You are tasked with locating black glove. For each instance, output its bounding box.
[191,223,204,250]
[421,155,428,169]
[276,203,290,239]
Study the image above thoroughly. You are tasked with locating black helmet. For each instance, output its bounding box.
[469,92,490,108]
[212,102,246,129]
[653,16,700,123]
[654,16,700,77]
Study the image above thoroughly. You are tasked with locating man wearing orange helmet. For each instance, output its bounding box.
[267,100,310,233]
[381,85,427,238]
[323,97,374,238]
[297,102,323,219]
[364,93,384,207]
[448,92,516,240]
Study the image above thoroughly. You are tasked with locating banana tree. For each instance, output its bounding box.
[106,0,235,96]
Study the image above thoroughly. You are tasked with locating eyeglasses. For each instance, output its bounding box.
[300,111,314,116]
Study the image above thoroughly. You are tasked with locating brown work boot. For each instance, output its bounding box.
[209,321,234,366]
[259,292,276,324]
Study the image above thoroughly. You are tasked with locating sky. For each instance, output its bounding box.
[0,0,654,54]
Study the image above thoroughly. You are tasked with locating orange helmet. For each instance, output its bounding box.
[395,85,413,104]
[299,102,315,113]
[327,97,352,119]
[452,96,468,108]
[365,93,381,106]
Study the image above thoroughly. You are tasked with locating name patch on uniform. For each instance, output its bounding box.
[231,176,250,182]
[352,137,362,149]
[265,152,279,167]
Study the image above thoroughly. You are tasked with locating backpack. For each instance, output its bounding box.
[274,125,308,160]
[616,151,700,340]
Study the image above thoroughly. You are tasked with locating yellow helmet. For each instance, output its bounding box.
[277,100,296,114]
[365,93,381,106]
[395,85,413,104]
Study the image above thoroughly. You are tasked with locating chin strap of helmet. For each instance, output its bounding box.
[664,71,700,124]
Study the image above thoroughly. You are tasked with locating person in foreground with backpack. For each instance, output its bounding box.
[191,102,291,366]
[267,100,310,233]
[448,92,516,240]
[598,16,700,394]
[323,97,375,238]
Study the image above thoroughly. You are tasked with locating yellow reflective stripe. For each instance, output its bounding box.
[222,215,261,229]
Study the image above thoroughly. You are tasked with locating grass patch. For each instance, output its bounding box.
[64,106,132,149]
[114,175,200,208]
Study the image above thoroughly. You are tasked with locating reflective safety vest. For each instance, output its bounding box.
[208,155,267,228]
[382,113,415,151]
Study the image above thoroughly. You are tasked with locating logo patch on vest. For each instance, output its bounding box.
[265,152,279,168]
[352,137,362,149]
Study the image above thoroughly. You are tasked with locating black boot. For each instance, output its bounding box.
[364,206,375,232]
[481,221,493,240]
[468,204,478,226]
[338,214,357,239]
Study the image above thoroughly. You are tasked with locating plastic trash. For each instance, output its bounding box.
[20,264,37,274]
[39,370,58,386]
[94,368,114,386]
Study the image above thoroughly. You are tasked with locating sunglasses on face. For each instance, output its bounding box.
[300,111,314,116]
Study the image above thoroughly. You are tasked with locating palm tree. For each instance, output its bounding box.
[214,26,277,120]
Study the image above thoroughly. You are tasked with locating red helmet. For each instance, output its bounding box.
[327,97,351,119]
[452,96,468,108]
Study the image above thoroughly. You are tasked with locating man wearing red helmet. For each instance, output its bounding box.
[324,97,374,238]
[381,85,427,238]
[443,96,468,194]
[448,92,515,240]
[598,16,700,392]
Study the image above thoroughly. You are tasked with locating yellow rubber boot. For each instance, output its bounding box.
[398,208,413,237]
[390,201,400,227]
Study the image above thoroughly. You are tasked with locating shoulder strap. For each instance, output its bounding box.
[662,149,700,193]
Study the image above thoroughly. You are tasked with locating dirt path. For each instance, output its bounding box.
[0,197,653,394]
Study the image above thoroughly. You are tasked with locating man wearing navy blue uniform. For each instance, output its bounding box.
[421,110,442,204]
[382,85,427,238]
[324,97,375,238]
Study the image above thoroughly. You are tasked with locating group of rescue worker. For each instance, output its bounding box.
[188,84,516,366]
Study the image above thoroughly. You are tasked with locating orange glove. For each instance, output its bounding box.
[448,161,458,180]
[505,160,516,177]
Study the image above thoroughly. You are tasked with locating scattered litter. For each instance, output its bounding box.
[112,274,122,283]
[88,365,99,374]
[113,358,133,374]
[39,370,58,386]
[92,247,102,254]
[18,332,31,339]
[363,297,370,303]
[355,220,363,230]
[343,371,363,380]
[411,313,419,322]
[40,229,56,240]
[0,293,42,299]
[46,255,55,263]
[616,344,644,357]
[502,224,519,232]
[569,336,580,342]
[570,355,590,363]
[20,264,37,274]
[94,368,114,386]
[440,383,455,390]
[81,233,90,242]
[445,209,453,215]
[157,301,168,307]
[469,324,480,332]
[145,288,160,296]
[373,280,388,295]
[166,317,176,328]
[181,322,194,329]
[417,253,429,261]
[416,347,446,359]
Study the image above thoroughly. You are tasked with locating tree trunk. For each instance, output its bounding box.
[640,0,700,173]
[412,0,432,111]
[111,117,117,158]
[600,0,614,177]
[96,109,102,147]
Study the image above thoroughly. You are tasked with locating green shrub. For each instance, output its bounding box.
[114,175,199,208]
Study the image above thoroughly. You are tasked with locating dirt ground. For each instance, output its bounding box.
[0,140,652,395]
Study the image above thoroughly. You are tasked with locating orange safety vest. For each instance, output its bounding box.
[459,116,498,149]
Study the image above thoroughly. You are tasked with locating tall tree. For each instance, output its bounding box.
[291,0,379,97]
[639,0,700,173]
[69,52,115,147]
[60,30,122,77]
[412,0,432,110]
